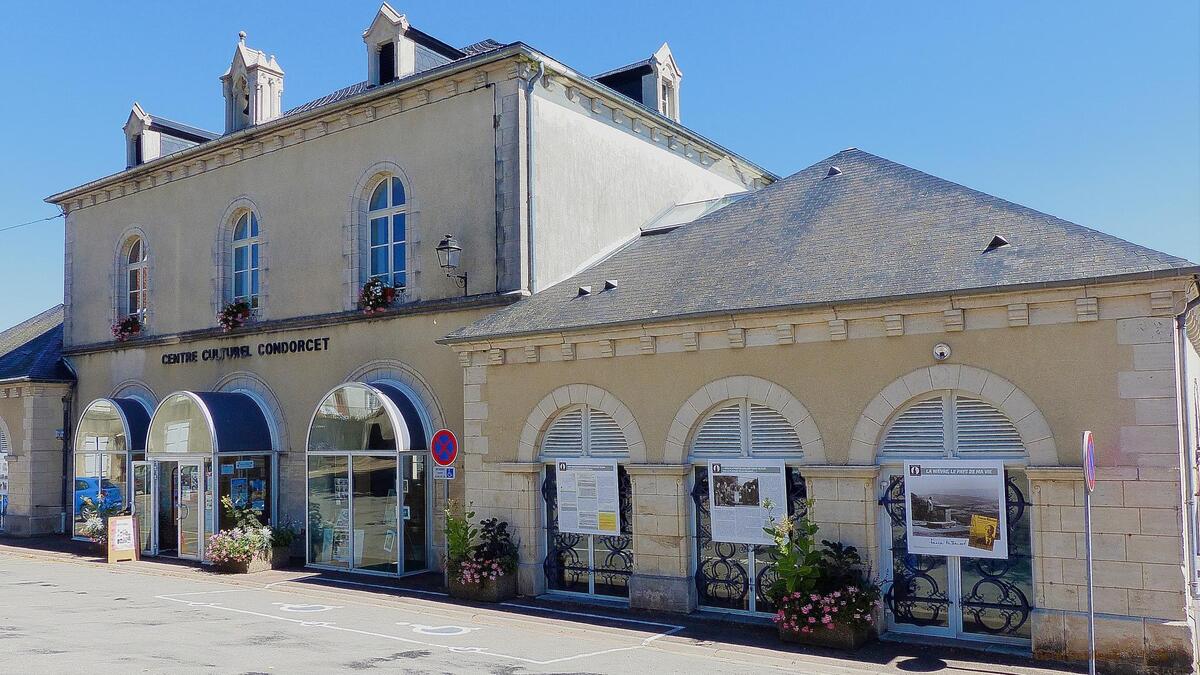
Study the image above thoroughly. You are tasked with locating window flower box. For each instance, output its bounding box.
[111,315,142,341]
[218,300,253,332]
[359,278,397,314]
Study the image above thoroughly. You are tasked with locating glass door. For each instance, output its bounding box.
[156,461,178,556]
[352,455,399,573]
[178,461,203,560]
[401,454,428,573]
[132,461,156,555]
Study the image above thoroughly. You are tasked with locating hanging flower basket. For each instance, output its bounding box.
[359,279,397,314]
[111,316,142,341]
[218,300,253,332]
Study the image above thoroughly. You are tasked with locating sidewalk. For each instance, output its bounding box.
[0,535,1078,674]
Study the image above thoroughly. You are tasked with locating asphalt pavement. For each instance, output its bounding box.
[0,545,1077,674]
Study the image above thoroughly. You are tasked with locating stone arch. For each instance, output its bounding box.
[848,364,1057,465]
[212,195,267,317]
[110,379,157,411]
[664,376,824,464]
[212,371,288,453]
[113,225,151,326]
[344,161,420,308]
[519,384,646,463]
[344,359,444,436]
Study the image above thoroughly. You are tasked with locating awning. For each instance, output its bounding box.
[147,391,274,456]
[75,398,151,454]
[307,382,427,453]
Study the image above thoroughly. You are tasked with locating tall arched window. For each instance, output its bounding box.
[124,237,148,321]
[688,396,807,616]
[876,392,1032,642]
[367,176,407,288]
[540,403,633,600]
[231,211,261,308]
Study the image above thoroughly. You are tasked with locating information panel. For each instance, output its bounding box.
[555,459,620,536]
[708,460,788,546]
[904,460,1008,559]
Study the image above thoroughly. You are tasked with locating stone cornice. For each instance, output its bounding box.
[47,44,774,214]
[450,279,1194,366]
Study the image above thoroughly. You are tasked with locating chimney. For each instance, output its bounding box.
[220,31,285,133]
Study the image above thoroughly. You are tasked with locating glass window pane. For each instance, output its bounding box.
[234,272,246,299]
[370,218,388,246]
[403,455,427,572]
[369,181,388,211]
[370,246,388,278]
[392,214,405,243]
[308,455,350,569]
[73,453,101,537]
[352,455,399,573]
[218,456,271,532]
[127,239,141,264]
[307,385,397,453]
[960,471,1032,639]
[393,271,406,289]
[128,270,140,292]
[251,269,260,297]
[234,245,248,272]
[886,472,951,628]
[390,177,405,206]
[234,214,248,241]
[251,243,259,270]
[250,212,259,237]
[693,466,752,611]
[392,243,406,274]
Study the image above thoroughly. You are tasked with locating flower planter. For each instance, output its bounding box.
[213,547,291,574]
[447,572,517,603]
[778,622,873,651]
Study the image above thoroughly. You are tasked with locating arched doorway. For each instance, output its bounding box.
[305,381,431,576]
[73,398,151,540]
[876,392,1034,644]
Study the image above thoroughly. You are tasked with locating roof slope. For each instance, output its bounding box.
[447,149,1197,342]
[0,305,73,382]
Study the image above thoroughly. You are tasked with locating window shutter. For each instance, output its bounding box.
[954,396,1024,455]
[881,396,945,457]
[749,403,802,456]
[587,408,628,457]
[0,427,8,455]
[691,402,744,457]
[541,407,584,457]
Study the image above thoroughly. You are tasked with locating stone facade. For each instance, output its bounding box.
[0,383,71,536]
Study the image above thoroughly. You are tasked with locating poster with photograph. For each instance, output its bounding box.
[555,459,620,536]
[230,478,249,508]
[904,460,1008,559]
[707,460,788,546]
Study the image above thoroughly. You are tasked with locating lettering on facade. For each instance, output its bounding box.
[161,337,331,366]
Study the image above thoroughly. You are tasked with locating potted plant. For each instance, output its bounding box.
[445,501,519,602]
[111,315,142,341]
[764,503,881,650]
[217,300,253,331]
[207,497,296,573]
[359,278,397,314]
[78,496,125,553]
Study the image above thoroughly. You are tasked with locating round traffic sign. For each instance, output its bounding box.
[1082,430,1096,493]
[431,429,458,467]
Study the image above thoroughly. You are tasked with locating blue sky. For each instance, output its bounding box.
[1,1,1197,329]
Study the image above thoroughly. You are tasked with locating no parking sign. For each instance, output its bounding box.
[431,429,458,468]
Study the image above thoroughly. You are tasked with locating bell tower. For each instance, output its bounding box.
[220,31,285,133]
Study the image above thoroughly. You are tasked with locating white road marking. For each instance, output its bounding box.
[395,622,477,636]
[272,602,341,612]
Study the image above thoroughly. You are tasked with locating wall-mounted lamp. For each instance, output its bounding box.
[436,233,467,296]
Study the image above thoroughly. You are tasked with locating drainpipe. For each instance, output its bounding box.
[524,60,545,294]
[1174,275,1200,596]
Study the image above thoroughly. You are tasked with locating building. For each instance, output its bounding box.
[43,4,770,574]
[0,305,74,536]
[441,149,1200,672]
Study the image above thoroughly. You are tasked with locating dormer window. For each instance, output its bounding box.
[660,80,676,120]
[130,134,143,166]
[379,42,396,83]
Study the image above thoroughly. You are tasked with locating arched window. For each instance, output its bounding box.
[231,211,261,308]
[688,395,807,616]
[367,176,407,289]
[540,403,633,600]
[879,393,1025,461]
[123,236,148,321]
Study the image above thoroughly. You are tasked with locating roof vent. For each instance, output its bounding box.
[577,285,592,297]
[603,280,618,291]
[826,166,842,178]
[983,235,1011,253]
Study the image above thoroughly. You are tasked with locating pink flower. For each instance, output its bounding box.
[810,594,820,601]
[832,591,841,598]
[808,617,816,624]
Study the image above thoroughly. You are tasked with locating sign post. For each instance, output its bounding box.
[431,429,459,587]
[1082,430,1097,675]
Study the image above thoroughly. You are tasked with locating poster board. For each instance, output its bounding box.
[904,460,1008,559]
[107,515,140,563]
[707,460,788,546]
[554,459,620,536]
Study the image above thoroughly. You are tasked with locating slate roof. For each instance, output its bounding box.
[0,305,73,383]
[445,148,1198,342]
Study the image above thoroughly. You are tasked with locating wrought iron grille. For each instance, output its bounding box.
[542,464,633,598]
[691,466,807,614]
[880,471,1032,638]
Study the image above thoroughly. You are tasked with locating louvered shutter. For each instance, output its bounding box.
[541,407,585,457]
[954,396,1024,455]
[880,396,945,457]
[691,402,743,457]
[0,426,8,455]
[587,407,629,457]
[749,404,802,456]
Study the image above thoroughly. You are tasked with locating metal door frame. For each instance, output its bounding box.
[177,459,204,561]
[132,460,157,555]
